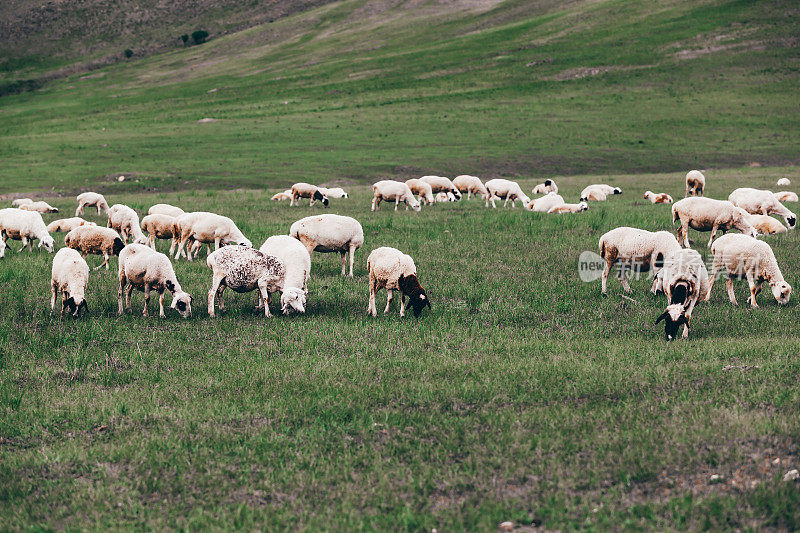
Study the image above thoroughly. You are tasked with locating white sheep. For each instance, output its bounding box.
[728,187,797,229]
[76,192,110,216]
[532,179,558,195]
[260,235,311,314]
[50,248,89,317]
[582,189,607,202]
[746,214,787,235]
[174,212,252,261]
[290,183,329,207]
[289,214,364,277]
[206,246,285,318]
[685,170,705,197]
[405,179,435,205]
[651,249,709,340]
[11,198,33,207]
[372,181,421,211]
[20,201,59,214]
[528,192,565,212]
[318,187,349,199]
[643,191,674,204]
[46,217,96,233]
[366,247,430,318]
[271,190,294,201]
[118,244,192,318]
[419,176,462,200]
[452,175,489,200]
[484,178,531,208]
[777,178,791,186]
[140,214,179,254]
[64,225,125,270]
[435,192,457,203]
[773,191,798,203]
[581,184,621,202]
[148,203,185,218]
[106,204,148,244]
[0,208,55,258]
[671,197,758,248]
[598,227,682,295]
[548,202,588,214]
[706,233,791,308]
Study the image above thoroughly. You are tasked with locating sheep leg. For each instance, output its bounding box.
[75,205,82,217]
[174,237,186,260]
[290,194,295,207]
[725,277,738,306]
[706,261,722,301]
[258,280,272,318]
[682,299,698,339]
[707,223,718,248]
[371,195,378,212]
[340,252,347,276]
[367,276,378,317]
[467,190,472,200]
[51,282,57,312]
[309,197,315,207]
[169,237,177,256]
[158,291,166,318]
[503,197,509,208]
[214,237,221,251]
[400,293,407,317]
[384,289,393,314]
[348,245,356,277]
[142,284,150,317]
[746,274,759,308]
[601,259,613,296]
[19,236,28,252]
[117,277,127,315]
[394,197,399,211]
[60,292,68,318]
[207,274,224,317]
[617,265,631,293]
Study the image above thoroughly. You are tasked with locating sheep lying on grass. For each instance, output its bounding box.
[777,178,791,186]
[118,243,192,318]
[20,201,58,214]
[64,225,125,270]
[685,170,705,197]
[141,214,179,253]
[598,227,681,295]
[46,217,96,234]
[485,179,530,208]
[651,249,709,340]
[174,212,252,261]
[207,246,285,318]
[372,181,421,211]
[581,184,621,202]
[148,203,185,218]
[728,187,797,229]
[260,235,311,314]
[452,175,489,200]
[291,183,329,207]
[773,191,798,203]
[671,197,757,248]
[745,214,787,236]
[706,233,791,308]
[581,189,607,202]
[0,208,55,258]
[644,191,674,204]
[548,202,588,214]
[271,190,293,201]
[11,198,33,207]
[532,179,558,195]
[51,248,89,317]
[367,247,430,318]
[528,192,565,212]
[76,192,109,216]
[106,204,147,244]
[290,214,363,277]
[405,179,435,206]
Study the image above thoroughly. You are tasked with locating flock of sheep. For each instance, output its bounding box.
[0,170,795,337]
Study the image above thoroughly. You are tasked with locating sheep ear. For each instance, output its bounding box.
[655,311,668,324]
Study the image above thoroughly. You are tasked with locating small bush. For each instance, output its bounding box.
[181,34,189,44]
[124,49,133,59]
[191,30,209,44]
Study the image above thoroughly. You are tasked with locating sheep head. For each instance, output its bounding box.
[39,236,55,253]
[65,295,88,317]
[655,303,687,341]
[770,281,791,305]
[313,190,329,207]
[399,274,431,317]
[170,291,193,318]
[112,237,125,255]
[281,287,307,314]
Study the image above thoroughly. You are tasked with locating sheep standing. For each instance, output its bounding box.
[0,208,55,257]
[76,192,110,216]
[289,214,364,277]
[773,191,798,203]
[706,233,791,308]
[106,204,147,244]
[548,202,588,214]
[405,179,435,205]
[318,187,349,199]
[64,225,125,270]
[671,197,757,248]
[532,179,558,195]
[260,235,311,313]
[484,178,531,208]
[290,183,329,207]
[367,247,430,318]
[50,248,89,317]
[20,201,58,214]
[140,214,179,253]
[118,244,192,318]
[46,217,96,233]
[452,175,489,200]
[598,227,681,295]
[206,246,285,318]
[11,198,33,208]
[643,191,674,204]
[419,176,462,200]
[651,249,709,340]
[371,181,421,211]
[777,178,791,187]
[685,170,705,197]
[148,203,185,218]
[581,184,621,202]
[528,192,565,212]
[728,187,797,229]
[173,212,252,261]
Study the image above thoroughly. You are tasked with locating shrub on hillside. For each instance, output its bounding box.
[191,30,209,44]
[124,49,133,58]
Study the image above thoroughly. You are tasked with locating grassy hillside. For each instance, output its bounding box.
[0,0,798,194]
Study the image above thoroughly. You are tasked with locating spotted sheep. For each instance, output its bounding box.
[671,197,757,248]
[206,245,286,318]
[76,192,110,216]
[651,249,709,340]
[728,187,797,229]
[290,183,329,207]
[685,170,705,197]
[598,227,682,296]
[643,191,674,204]
[64,225,125,270]
[367,246,430,318]
[118,243,192,318]
[50,248,90,317]
[0,208,55,258]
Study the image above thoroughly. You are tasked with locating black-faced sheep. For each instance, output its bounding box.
[367,246,430,318]
[118,244,192,318]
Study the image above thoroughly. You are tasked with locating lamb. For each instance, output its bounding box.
[106,204,148,244]
[532,179,558,195]
[75,192,110,216]
[419,176,462,200]
[745,214,787,236]
[64,225,125,270]
[643,191,674,204]
[685,170,705,197]
[11,198,33,207]
[706,233,791,308]
[289,214,364,277]
[405,179,435,205]
[317,187,349,199]
[206,246,285,318]
[19,201,58,214]
[581,184,621,201]
[366,247,430,318]
[547,202,588,214]
[671,197,758,248]
[0,208,55,258]
[290,183,329,207]
[260,235,311,314]
[777,178,791,186]
[140,214,180,254]
[148,203,185,218]
[484,178,531,208]
[651,249,709,340]
[271,190,293,201]
[118,243,192,318]
[174,212,252,261]
[435,192,457,202]
[598,227,682,295]
[528,192,565,212]
[728,187,797,229]
[372,181,421,211]
[581,189,607,202]
[452,175,489,200]
[773,191,798,203]
[46,217,96,233]
[50,248,89,317]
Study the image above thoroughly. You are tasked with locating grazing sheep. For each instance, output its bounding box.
[118,244,192,318]
[419,176,462,200]
[651,249,709,340]
[581,184,621,202]
[271,190,293,201]
[174,212,252,261]
[50,248,89,317]
[685,170,705,197]
[773,191,798,203]
[372,181,421,211]
[290,183,329,207]
[289,214,364,277]
[140,214,179,254]
[644,191,674,204]
[367,247,430,318]
[75,192,110,216]
[20,201,58,214]
[671,197,758,248]
[260,235,312,314]
[11,198,33,207]
[548,202,588,214]
[435,192,457,203]
[777,178,791,186]
[318,187,349,199]
[728,187,797,229]
[405,179,435,205]
[148,203,185,218]
[65,225,125,270]
[532,179,558,195]
[484,178,531,208]
[206,246,285,318]
[746,214,787,236]
[528,192,565,212]
[46,217,96,233]
[106,204,148,244]
[0,208,55,257]
[706,233,791,308]
[452,175,489,200]
[598,227,681,295]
